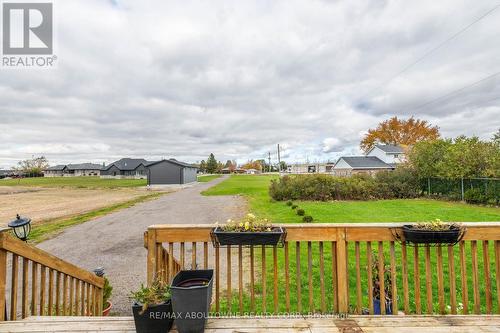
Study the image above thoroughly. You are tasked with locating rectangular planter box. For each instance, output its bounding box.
[211,226,286,247]
[402,225,464,245]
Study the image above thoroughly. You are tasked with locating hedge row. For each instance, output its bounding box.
[269,169,421,201]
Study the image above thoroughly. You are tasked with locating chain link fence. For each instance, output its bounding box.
[422,177,499,205]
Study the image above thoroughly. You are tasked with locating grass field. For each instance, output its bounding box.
[204,175,500,314]
[197,174,222,182]
[202,175,500,223]
[0,176,146,188]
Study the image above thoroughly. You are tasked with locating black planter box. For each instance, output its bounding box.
[132,301,174,333]
[171,270,214,333]
[211,226,286,247]
[402,225,464,245]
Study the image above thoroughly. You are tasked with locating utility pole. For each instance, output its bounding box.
[277,144,281,174]
[268,152,271,173]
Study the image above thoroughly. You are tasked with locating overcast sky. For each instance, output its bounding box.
[1,0,499,168]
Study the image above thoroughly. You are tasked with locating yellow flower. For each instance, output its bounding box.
[227,219,232,223]
[247,213,256,219]
[244,221,250,230]
[239,222,244,227]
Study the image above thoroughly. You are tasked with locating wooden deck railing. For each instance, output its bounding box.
[0,229,105,321]
[145,222,500,315]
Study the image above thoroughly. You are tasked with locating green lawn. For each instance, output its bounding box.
[204,175,500,315]
[0,176,146,188]
[202,175,500,223]
[197,174,222,182]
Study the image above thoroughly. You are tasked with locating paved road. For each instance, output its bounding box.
[38,175,245,315]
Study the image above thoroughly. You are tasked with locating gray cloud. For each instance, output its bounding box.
[1,0,499,168]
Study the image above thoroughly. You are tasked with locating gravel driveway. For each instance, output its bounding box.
[38,175,245,315]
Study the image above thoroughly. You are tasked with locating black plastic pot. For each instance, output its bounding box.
[402,225,463,244]
[171,270,214,333]
[132,300,174,333]
[211,226,285,246]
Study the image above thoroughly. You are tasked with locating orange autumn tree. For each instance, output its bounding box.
[360,116,440,153]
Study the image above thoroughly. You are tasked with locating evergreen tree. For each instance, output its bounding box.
[206,153,218,174]
[199,160,206,173]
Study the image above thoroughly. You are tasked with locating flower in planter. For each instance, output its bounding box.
[130,278,171,313]
[218,213,274,232]
[412,218,459,231]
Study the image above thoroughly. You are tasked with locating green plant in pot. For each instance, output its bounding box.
[371,255,393,315]
[130,277,174,333]
[102,277,113,316]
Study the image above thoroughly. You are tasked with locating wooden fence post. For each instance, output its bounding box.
[146,230,157,285]
[336,228,349,314]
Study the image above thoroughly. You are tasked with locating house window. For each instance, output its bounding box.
[394,154,399,158]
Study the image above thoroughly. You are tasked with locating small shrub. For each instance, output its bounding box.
[464,188,487,204]
[302,215,313,223]
[291,204,298,209]
[296,208,305,216]
[286,200,293,206]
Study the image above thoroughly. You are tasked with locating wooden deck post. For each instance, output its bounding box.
[0,231,8,321]
[336,228,348,314]
[146,230,157,285]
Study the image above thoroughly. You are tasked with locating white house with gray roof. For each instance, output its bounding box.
[44,163,102,177]
[332,144,406,176]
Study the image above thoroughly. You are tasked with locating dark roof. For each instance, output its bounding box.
[337,156,393,169]
[373,144,405,154]
[0,170,15,176]
[67,163,102,171]
[104,158,152,171]
[146,159,197,169]
[46,165,67,171]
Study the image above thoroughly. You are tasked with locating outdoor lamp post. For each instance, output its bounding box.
[8,214,32,241]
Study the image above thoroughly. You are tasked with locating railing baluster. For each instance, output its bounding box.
[296,242,302,313]
[203,242,208,269]
[192,242,197,270]
[239,245,243,315]
[68,276,74,316]
[168,243,174,282]
[10,254,19,320]
[390,241,398,315]
[227,245,232,313]
[215,245,220,313]
[319,242,325,313]
[22,258,28,318]
[448,246,457,314]
[63,274,68,316]
[273,246,278,314]
[0,248,6,321]
[437,246,445,314]
[250,245,255,313]
[55,271,61,315]
[331,241,337,313]
[307,241,313,313]
[284,242,290,313]
[471,240,480,314]
[378,241,386,315]
[86,282,91,316]
[367,242,373,314]
[482,240,492,313]
[261,245,266,313]
[180,242,185,270]
[401,243,409,314]
[31,262,38,316]
[39,265,46,315]
[459,241,469,314]
[495,240,500,314]
[413,246,421,314]
[74,280,80,316]
[48,269,54,315]
[355,242,362,314]
[424,245,433,314]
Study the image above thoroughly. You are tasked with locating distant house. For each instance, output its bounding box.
[332,144,406,176]
[147,159,198,185]
[245,168,261,175]
[221,168,246,174]
[100,158,152,179]
[287,162,335,174]
[0,170,16,179]
[44,163,102,177]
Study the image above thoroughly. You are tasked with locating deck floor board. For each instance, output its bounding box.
[0,315,499,332]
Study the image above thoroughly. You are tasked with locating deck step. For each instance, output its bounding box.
[1,315,500,332]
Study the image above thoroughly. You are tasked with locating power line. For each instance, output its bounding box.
[405,70,500,113]
[362,2,500,99]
